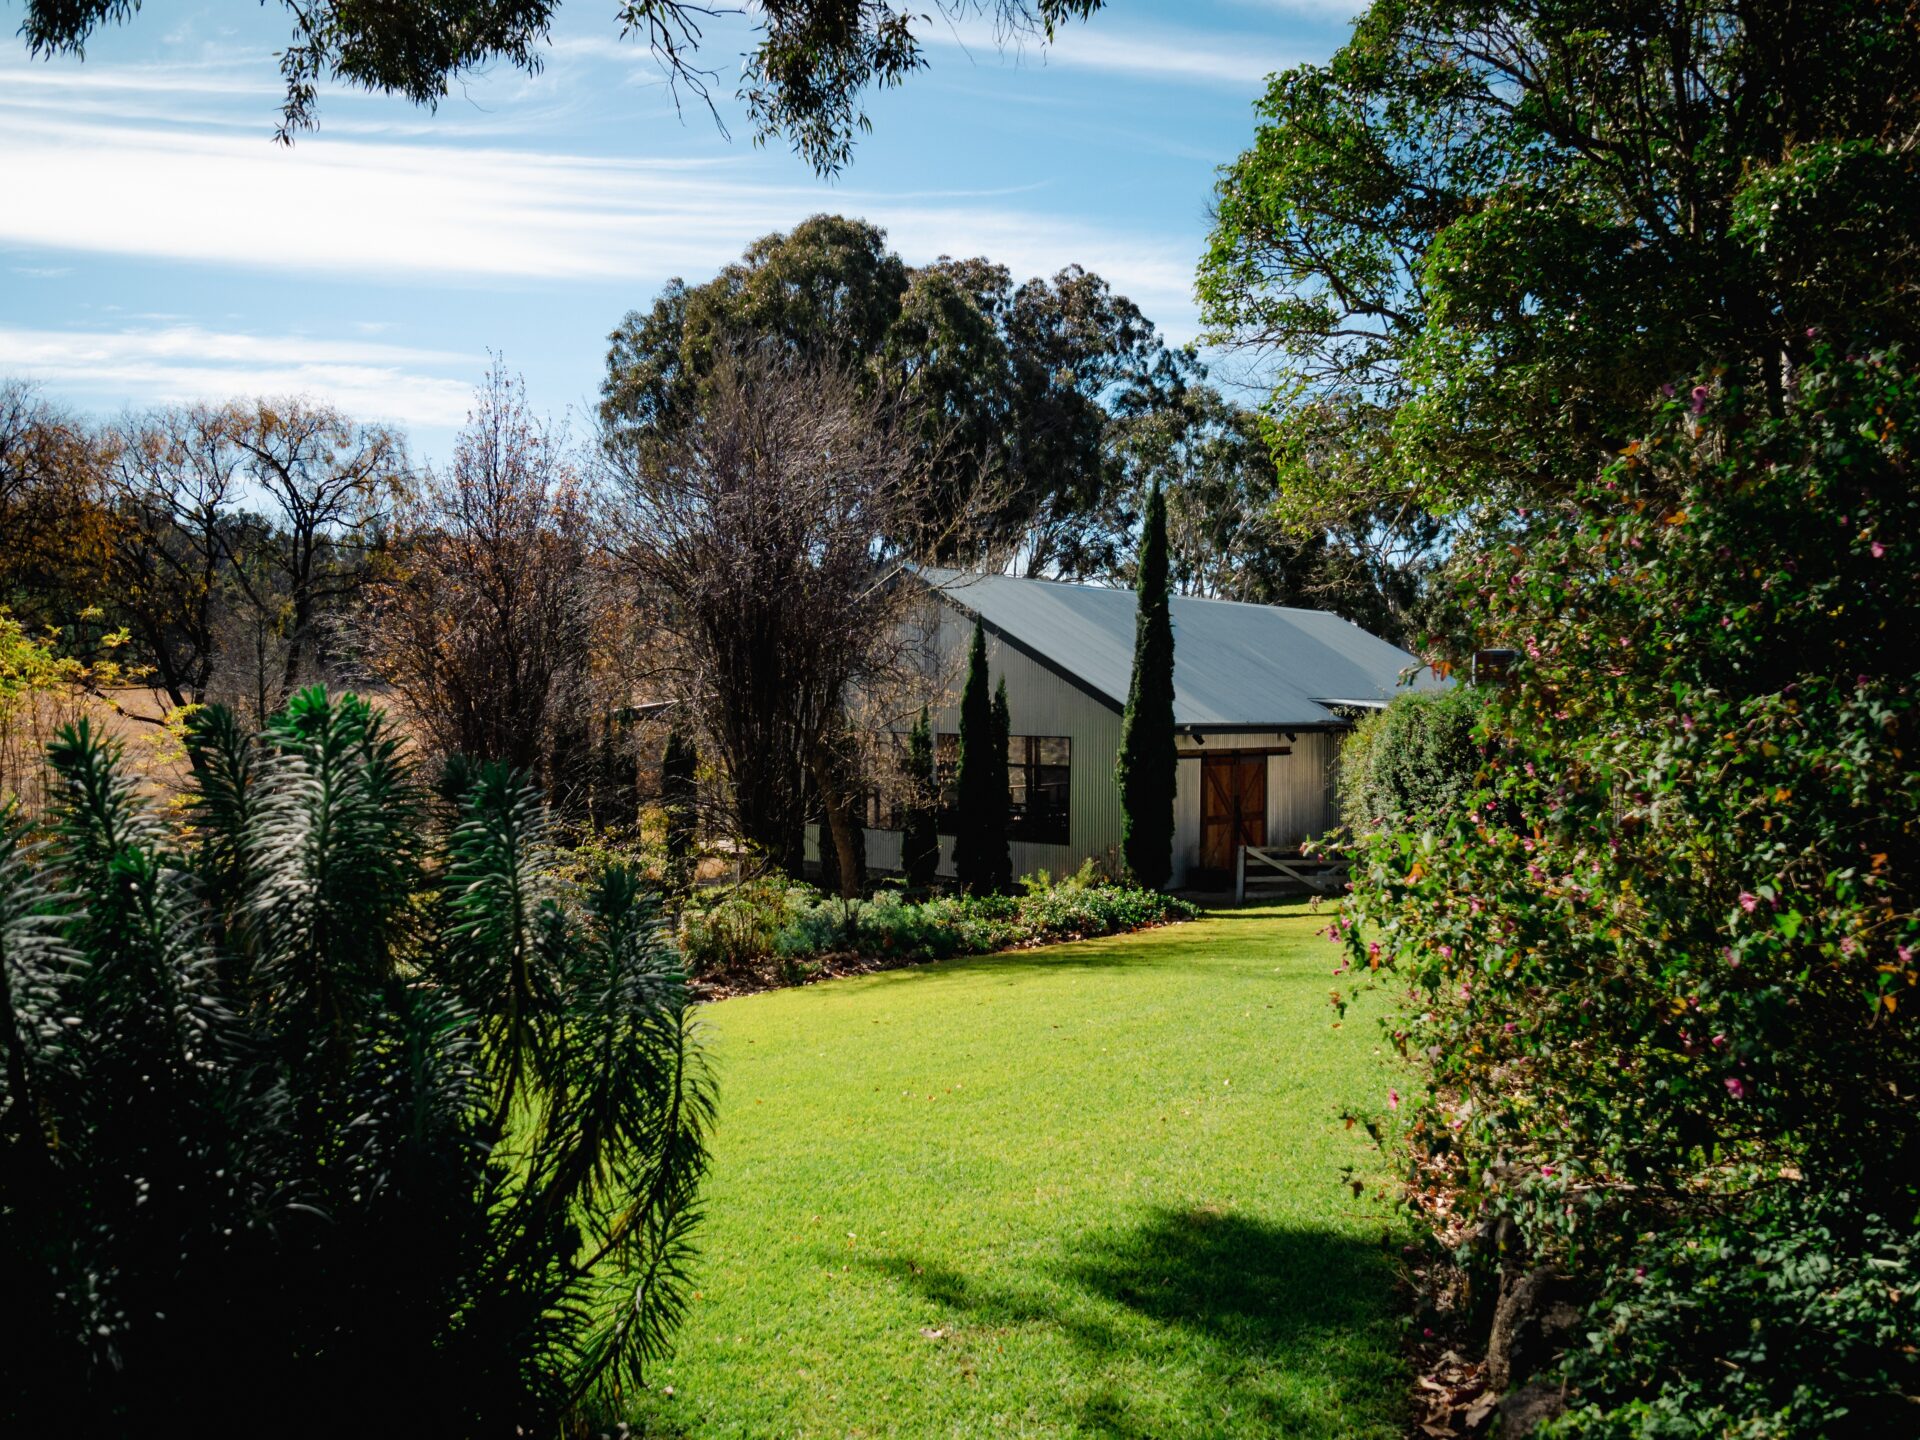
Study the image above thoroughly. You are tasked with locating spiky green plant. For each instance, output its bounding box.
[0,688,711,1436]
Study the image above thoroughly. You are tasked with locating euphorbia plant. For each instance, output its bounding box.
[0,689,712,1436]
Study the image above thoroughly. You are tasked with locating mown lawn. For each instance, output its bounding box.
[629,901,1407,1439]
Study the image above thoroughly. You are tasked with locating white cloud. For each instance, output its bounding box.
[0,79,1204,333]
[926,17,1293,88]
[0,324,480,428]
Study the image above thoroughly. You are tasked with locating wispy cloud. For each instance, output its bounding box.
[0,69,1203,332]
[0,324,480,428]
[927,17,1294,88]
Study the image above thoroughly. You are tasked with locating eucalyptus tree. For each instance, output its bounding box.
[16,1,1108,173]
[601,216,1185,566]
[1200,0,1920,522]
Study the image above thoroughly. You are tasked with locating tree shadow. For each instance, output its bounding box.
[856,1206,1402,1437]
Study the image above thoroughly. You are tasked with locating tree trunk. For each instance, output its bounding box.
[812,751,864,899]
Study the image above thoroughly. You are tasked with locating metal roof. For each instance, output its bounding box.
[922,569,1444,728]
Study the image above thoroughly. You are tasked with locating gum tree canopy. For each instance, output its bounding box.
[600,215,1185,570]
[1200,0,1920,523]
[18,0,1106,173]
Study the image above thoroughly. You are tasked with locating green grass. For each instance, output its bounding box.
[630,901,1407,1439]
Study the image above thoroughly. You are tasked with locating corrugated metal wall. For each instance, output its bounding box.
[916,606,1127,879]
[1167,730,1343,886]
[834,599,1351,889]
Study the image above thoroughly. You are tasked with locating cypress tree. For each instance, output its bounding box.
[661,725,697,894]
[951,622,995,893]
[1117,482,1177,889]
[901,706,941,889]
[988,677,1013,893]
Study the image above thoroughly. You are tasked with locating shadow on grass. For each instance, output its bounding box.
[859,1206,1401,1437]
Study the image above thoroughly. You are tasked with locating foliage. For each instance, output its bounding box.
[676,860,1197,974]
[1117,482,1176,890]
[1542,1184,1920,1439]
[0,380,116,634]
[604,348,942,876]
[951,622,1005,893]
[0,608,144,815]
[1335,684,1483,834]
[361,360,601,801]
[662,723,698,894]
[0,689,711,1434]
[24,0,1111,174]
[1200,0,1920,534]
[600,217,1184,567]
[1341,350,1920,1420]
[900,706,941,889]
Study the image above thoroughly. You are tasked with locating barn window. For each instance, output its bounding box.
[929,733,1070,844]
[1008,736,1071,845]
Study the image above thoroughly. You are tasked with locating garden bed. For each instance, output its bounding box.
[676,863,1200,999]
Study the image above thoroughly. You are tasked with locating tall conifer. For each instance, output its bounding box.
[988,677,1014,893]
[901,707,940,889]
[951,622,996,893]
[1118,482,1177,889]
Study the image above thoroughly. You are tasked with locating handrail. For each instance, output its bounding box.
[1235,844,1345,903]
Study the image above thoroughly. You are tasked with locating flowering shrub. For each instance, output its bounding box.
[1342,350,1920,1423]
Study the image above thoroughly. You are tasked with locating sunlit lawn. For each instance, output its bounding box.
[628,901,1407,1439]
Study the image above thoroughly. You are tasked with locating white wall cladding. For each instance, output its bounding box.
[1270,730,1340,848]
[1166,730,1343,886]
[842,595,1354,889]
[915,604,1127,878]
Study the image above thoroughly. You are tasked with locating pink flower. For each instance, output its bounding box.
[1871,540,1886,558]
[1899,945,1914,964]
[1388,1089,1401,1111]
[1724,1077,1747,1100]
[1690,385,1710,414]
[1504,1022,1517,1034]
[1711,1033,1727,1048]
[1439,944,1454,960]
[1540,1164,1556,1177]
[1368,941,1382,960]
[1738,892,1760,913]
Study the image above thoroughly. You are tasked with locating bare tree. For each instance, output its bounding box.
[0,380,114,636]
[225,399,406,704]
[103,405,247,714]
[361,362,600,795]
[603,348,973,893]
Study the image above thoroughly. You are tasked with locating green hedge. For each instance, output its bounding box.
[678,862,1199,976]
[1337,684,1485,834]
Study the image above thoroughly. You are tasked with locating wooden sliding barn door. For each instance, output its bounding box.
[1200,754,1267,872]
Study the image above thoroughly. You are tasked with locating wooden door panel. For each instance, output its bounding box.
[1201,755,1268,871]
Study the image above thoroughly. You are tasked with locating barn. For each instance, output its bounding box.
[835,570,1443,890]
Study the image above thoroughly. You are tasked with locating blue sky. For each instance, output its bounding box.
[2,0,1359,464]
